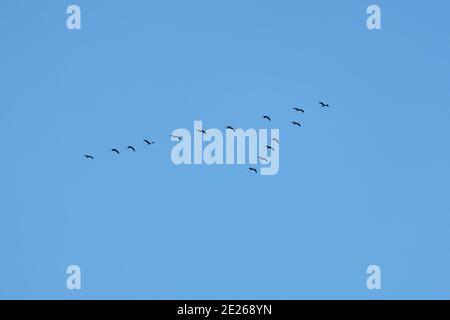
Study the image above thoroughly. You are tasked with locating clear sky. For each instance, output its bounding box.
[1,0,449,299]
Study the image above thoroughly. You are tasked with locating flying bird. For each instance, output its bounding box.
[262,115,272,122]
[127,146,136,152]
[170,135,183,141]
[144,139,155,145]
[258,156,268,162]
[249,167,258,174]
[111,149,120,155]
[197,129,207,135]
[293,107,305,113]
[225,126,235,131]
[266,145,275,152]
[84,155,94,160]
[272,138,280,145]
[319,102,330,108]
[292,121,302,127]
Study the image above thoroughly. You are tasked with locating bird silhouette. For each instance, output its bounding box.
[262,115,272,121]
[258,156,268,162]
[292,121,302,127]
[225,126,236,131]
[319,102,330,108]
[111,149,120,155]
[197,129,207,135]
[144,139,155,145]
[84,155,94,160]
[272,138,280,145]
[266,145,275,151]
[293,107,305,113]
[170,135,183,141]
[127,146,136,152]
[249,167,258,174]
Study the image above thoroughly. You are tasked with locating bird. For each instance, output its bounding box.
[258,156,268,162]
[249,167,258,174]
[170,135,183,141]
[266,145,275,152]
[292,121,302,127]
[262,115,272,121]
[144,139,155,145]
[272,138,280,145]
[319,102,330,108]
[127,146,136,152]
[197,129,207,135]
[111,149,120,155]
[225,126,235,131]
[293,107,305,113]
[84,155,94,160]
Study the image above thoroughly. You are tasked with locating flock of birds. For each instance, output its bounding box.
[83,101,331,174]
[83,139,154,160]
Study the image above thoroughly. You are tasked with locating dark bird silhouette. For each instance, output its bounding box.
[319,102,330,108]
[266,145,275,152]
[292,121,302,127]
[144,139,155,145]
[84,155,94,160]
[258,156,268,162]
[225,126,235,131]
[262,115,272,121]
[127,146,136,152]
[170,135,183,141]
[249,167,258,174]
[293,107,305,113]
[197,129,207,135]
[111,149,120,155]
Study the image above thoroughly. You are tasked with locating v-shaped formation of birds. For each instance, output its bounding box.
[84,102,331,174]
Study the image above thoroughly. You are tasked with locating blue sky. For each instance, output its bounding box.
[1,0,449,299]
